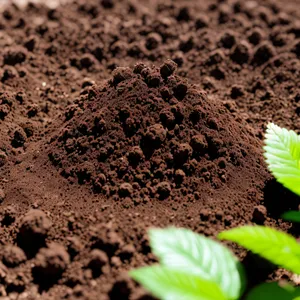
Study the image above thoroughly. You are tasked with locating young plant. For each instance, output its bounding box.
[218,225,300,274]
[130,227,300,300]
[264,122,300,197]
[130,228,246,300]
[218,123,300,280]
[264,122,300,219]
[217,123,300,293]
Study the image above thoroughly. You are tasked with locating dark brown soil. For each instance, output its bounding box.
[0,0,299,299]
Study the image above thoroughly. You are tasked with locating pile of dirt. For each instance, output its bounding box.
[0,0,299,299]
[48,61,266,205]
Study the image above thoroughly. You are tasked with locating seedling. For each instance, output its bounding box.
[129,123,300,299]
[130,227,300,300]
[218,225,300,274]
[264,122,300,197]
[130,227,244,300]
[217,123,300,281]
[264,122,300,220]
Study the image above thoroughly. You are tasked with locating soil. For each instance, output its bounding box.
[0,0,299,299]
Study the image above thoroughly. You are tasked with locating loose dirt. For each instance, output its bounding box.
[0,0,299,299]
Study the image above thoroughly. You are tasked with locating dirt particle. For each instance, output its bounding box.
[17,209,52,256]
[173,82,188,100]
[3,47,27,66]
[224,215,233,226]
[252,205,267,224]
[176,7,191,22]
[252,42,276,66]
[11,129,26,148]
[109,274,133,299]
[195,14,209,29]
[206,50,225,66]
[145,33,162,50]
[2,245,26,267]
[119,244,135,261]
[67,236,83,259]
[179,35,194,53]
[190,135,208,154]
[80,54,96,69]
[230,41,251,65]
[101,0,114,9]
[248,29,265,45]
[112,67,133,85]
[24,36,37,52]
[156,181,171,200]
[1,206,16,227]
[119,183,133,197]
[231,85,245,99]
[210,66,225,80]
[27,104,39,118]
[144,124,167,148]
[173,143,193,165]
[200,208,211,221]
[128,146,144,166]
[172,51,185,67]
[32,243,70,287]
[87,249,108,277]
[146,72,162,88]
[174,169,186,185]
[160,60,177,79]
[219,31,236,49]
[91,226,123,256]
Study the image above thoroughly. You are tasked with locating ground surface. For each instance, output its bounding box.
[0,0,299,299]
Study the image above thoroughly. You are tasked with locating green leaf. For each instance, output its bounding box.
[219,225,300,274]
[282,211,300,223]
[130,265,226,300]
[264,122,300,196]
[246,282,300,300]
[149,228,245,299]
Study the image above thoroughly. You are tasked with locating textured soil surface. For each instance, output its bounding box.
[0,0,299,299]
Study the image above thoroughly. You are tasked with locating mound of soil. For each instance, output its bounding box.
[0,0,299,299]
[48,61,265,206]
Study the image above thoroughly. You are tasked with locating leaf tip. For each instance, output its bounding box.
[217,231,226,240]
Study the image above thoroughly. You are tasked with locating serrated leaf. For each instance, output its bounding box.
[149,228,245,299]
[264,122,300,196]
[219,225,300,274]
[130,265,226,300]
[282,211,300,223]
[246,282,300,300]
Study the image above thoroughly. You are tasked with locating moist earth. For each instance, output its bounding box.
[0,0,299,299]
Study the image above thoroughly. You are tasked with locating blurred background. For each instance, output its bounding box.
[0,0,68,9]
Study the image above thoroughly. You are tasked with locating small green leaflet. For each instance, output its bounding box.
[149,228,245,300]
[264,122,300,196]
[130,265,226,300]
[246,282,300,300]
[282,211,300,223]
[219,225,300,274]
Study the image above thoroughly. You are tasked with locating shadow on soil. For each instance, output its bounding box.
[242,252,276,290]
[263,178,299,219]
